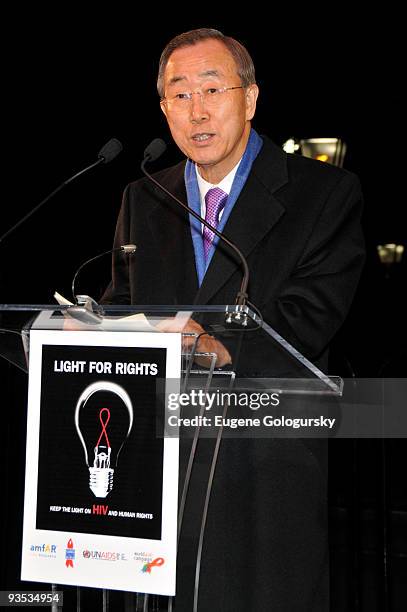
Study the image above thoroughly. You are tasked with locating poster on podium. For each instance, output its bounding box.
[21,328,181,596]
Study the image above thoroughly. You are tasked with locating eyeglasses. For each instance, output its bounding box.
[162,86,244,112]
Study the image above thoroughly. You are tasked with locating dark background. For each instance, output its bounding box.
[1,10,406,611]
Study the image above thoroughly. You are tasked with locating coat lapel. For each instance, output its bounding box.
[146,164,199,303]
[195,137,288,305]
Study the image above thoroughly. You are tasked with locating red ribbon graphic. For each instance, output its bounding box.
[65,538,74,568]
[143,557,165,573]
[96,408,111,447]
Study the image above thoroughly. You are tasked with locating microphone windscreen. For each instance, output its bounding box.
[98,138,123,163]
[144,138,167,162]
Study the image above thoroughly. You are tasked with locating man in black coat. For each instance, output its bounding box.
[103,28,365,611]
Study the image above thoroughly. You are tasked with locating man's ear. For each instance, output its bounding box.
[245,84,259,121]
[160,100,168,119]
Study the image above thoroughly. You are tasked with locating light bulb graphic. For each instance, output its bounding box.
[74,381,134,498]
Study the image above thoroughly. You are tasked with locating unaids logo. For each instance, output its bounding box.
[82,549,127,561]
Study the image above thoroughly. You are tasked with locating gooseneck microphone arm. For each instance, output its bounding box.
[0,160,101,245]
[0,138,123,245]
[141,139,250,308]
[71,243,136,302]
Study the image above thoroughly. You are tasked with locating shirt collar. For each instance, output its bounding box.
[195,158,241,198]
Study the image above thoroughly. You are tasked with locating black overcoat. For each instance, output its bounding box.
[103,135,365,611]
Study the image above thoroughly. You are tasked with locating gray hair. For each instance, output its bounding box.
[157,28,256,98]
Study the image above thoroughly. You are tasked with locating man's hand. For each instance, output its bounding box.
[155,317,232,368]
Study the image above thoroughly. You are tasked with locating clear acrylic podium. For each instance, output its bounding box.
[0,302,343,612]
[0,302,342,393]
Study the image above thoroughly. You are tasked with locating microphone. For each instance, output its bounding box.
[141,139,250,316]
[144,138,167,162]
[0,138,123,245]
[71,243,137,303]
[98,138,123,164]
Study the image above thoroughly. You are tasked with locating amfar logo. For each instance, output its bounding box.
[30,544,57,558]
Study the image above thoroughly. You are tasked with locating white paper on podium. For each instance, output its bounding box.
[51,292,192,333]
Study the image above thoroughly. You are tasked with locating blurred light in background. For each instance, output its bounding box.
[282,137,347,167]
[377,243,405,265]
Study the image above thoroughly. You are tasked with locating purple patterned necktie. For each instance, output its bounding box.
[203,187,228,260]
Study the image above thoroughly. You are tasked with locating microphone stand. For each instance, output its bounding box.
[0,138,123,245]
[68,244,136,324]
[0,159,103,245]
